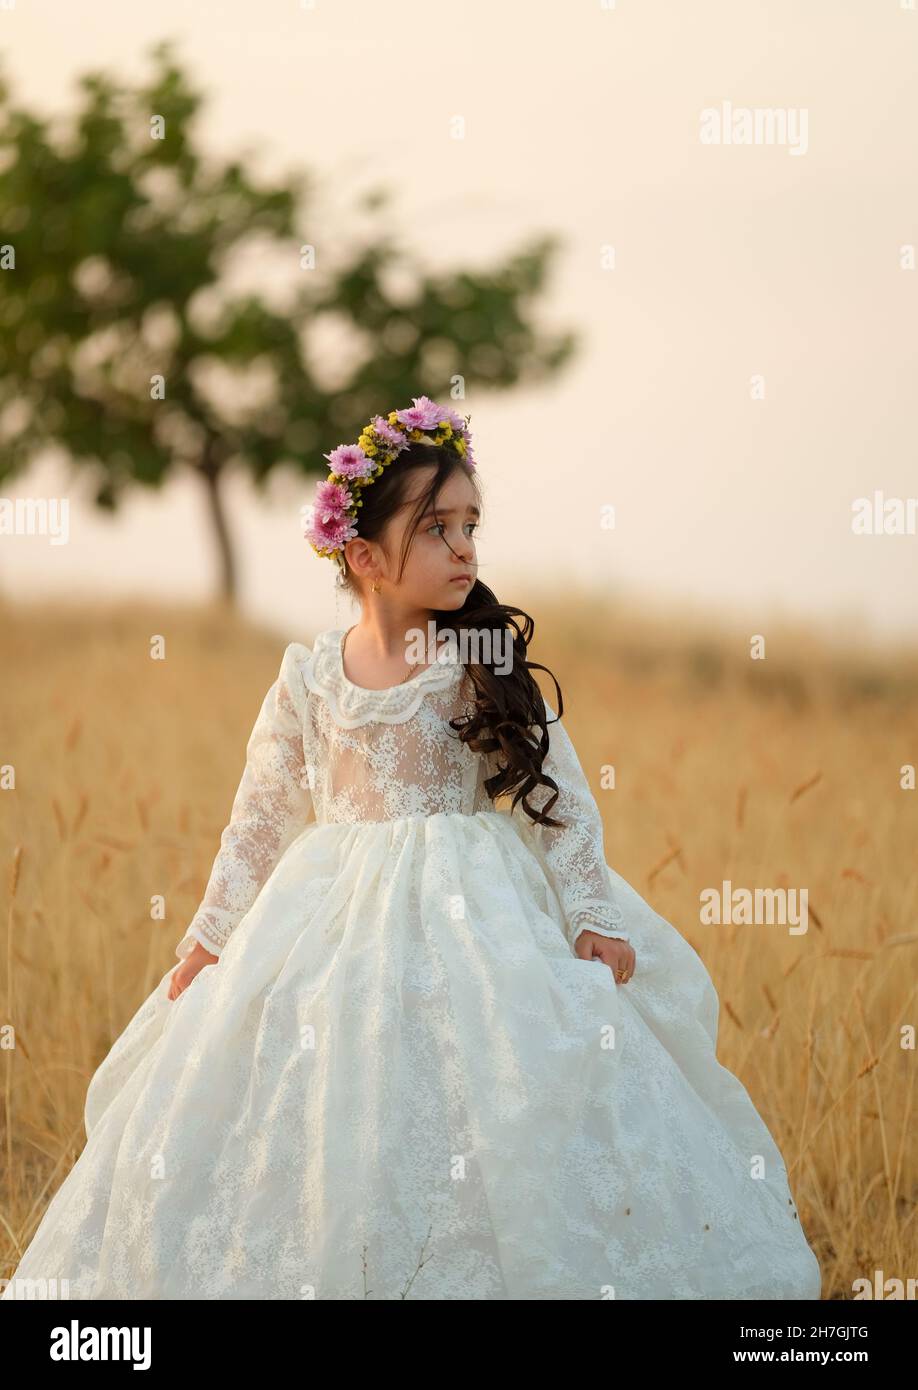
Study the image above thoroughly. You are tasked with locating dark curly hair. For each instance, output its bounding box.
[336,441,570,830]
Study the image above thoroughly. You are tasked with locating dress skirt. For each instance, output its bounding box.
[2,809,822,1301]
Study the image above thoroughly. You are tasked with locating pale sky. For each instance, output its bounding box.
[2,0,917,646]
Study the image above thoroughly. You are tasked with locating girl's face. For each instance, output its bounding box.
[378,464,480,610]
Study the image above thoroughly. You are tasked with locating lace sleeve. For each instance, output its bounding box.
[175,643,314,960]
[514,697,630,954]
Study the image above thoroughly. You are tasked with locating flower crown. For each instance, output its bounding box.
[301,395,476,568]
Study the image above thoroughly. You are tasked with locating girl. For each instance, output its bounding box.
[2,397,822,1300]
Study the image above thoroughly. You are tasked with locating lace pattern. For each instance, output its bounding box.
[303,627,465,728]
[175,644,314,959]
[176,632,629,959]
[501,698,630,953]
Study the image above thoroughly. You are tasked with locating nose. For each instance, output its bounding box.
[447,529,475,565]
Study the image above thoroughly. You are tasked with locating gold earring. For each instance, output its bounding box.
[371,578,381,593]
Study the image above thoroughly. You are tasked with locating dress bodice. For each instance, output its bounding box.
[296,628,492,825]
[174,630,629,959]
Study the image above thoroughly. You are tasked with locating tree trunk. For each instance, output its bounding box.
[199,452,236,604]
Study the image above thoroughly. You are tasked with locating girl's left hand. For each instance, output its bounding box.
[575,930,636,985]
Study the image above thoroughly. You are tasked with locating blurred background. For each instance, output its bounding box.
[2,0,917,1300]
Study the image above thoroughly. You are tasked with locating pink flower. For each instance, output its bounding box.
[301,479,358,552]
[395,396,446,432]
[370,417,408,451]
[302,504,358,553]
[312,479,352,519]
[323,444,375,482]
[439,404,468,434]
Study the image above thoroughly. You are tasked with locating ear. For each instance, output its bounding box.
[342,537,376,579]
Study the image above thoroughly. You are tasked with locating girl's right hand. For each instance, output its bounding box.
[168,942,219,1001]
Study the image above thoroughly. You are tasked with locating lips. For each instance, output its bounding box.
[451,574,472,583]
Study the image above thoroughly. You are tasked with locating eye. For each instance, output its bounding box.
[426,520,479,537]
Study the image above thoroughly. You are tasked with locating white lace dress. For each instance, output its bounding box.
[2,629,822,1300]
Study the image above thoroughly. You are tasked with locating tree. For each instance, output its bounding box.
[0,40,578,602]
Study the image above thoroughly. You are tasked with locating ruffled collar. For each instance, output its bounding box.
[301,627,465,728]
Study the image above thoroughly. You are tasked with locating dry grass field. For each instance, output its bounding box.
[2,590,916,1299]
